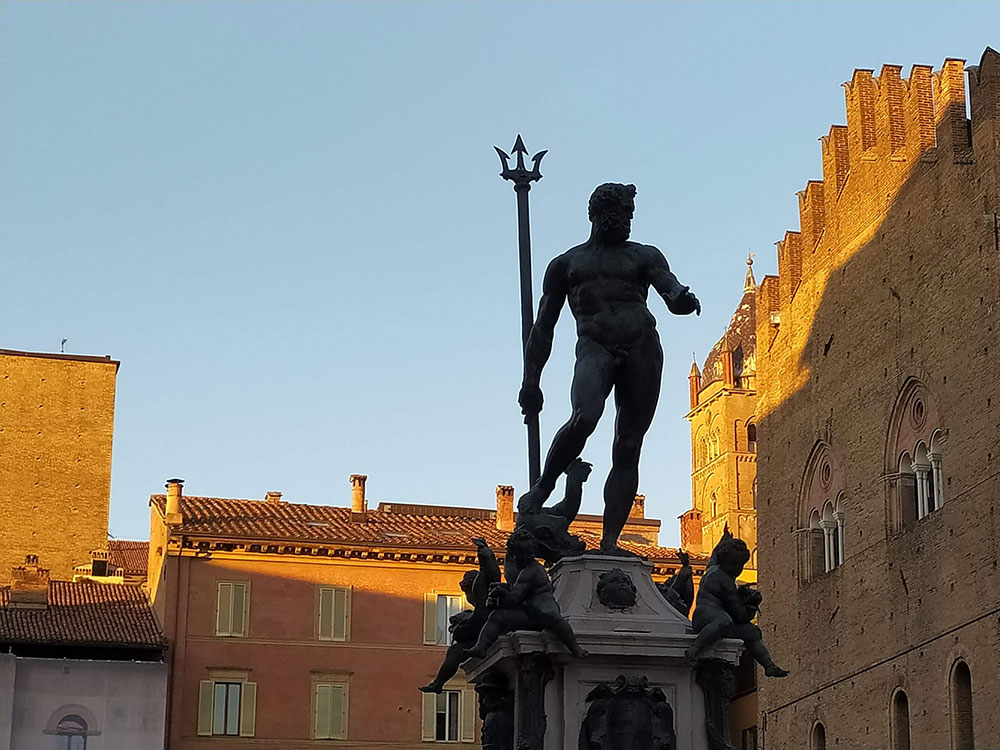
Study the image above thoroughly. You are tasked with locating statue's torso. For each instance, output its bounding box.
[562,242,658,346]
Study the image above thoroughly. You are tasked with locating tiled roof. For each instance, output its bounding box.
[150,495,697,564]
[702,286,757,388]
[108,540,149,575]
[0,581,164,649]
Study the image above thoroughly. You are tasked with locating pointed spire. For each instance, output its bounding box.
[744,252,757,293]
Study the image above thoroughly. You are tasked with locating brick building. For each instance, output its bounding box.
[0,554,167,750]
[148,476,700,749]
[0,349,119,580]
[755,49,1000,748]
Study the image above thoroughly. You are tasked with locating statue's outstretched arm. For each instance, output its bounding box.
[645,245,701,316]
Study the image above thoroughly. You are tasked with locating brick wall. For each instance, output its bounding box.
[755,49,1000,748]
[0,350,118,579]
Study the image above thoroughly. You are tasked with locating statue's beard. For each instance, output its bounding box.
[597,217,631,244]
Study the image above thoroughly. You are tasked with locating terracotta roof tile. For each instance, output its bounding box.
[151,495,697,564]
[108,540,149,576]
[0,581,164,649]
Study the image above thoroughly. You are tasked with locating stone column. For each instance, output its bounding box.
[929,452,944,510]
[833,510,845,566]
[819,519,836,572]
[914,464,930,518]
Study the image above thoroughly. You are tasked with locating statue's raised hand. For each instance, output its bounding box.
[519,382,543,421]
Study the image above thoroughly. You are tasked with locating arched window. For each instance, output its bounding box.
[807,510,824,581]
[799,442,845,581]
[891,690,911,750]
[811,722,826,750]
[56,715,88,750]
[898,453,918,526]
[885,379,945,531]
[710,492,718,518]
[951,661,974,750]
[747,423,757,453]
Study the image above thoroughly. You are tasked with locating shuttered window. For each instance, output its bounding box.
[420,685,477,743]
[197,680,256,737]
[317,587,350,641]
[216,582,249,637]
[423,593,466,645]
[314,682,348,739]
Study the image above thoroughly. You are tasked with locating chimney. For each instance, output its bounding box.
[688,361,701,409]
[165,478,184,526]
[495,485,515,531]
[9,555,49,609]
[265,491,283,504]
[630,494,645,519]
[350,474,368,523]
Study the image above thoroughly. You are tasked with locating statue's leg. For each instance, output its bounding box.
[731,623,788,677]
[530,602,588,658]
[419,642,466,693]
[600,332,663,551]
[518,337,615,513]
[684,612,733,660]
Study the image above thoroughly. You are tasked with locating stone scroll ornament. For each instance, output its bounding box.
[579,675,677,750]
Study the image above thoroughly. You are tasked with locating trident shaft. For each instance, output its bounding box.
[495,135,547,485]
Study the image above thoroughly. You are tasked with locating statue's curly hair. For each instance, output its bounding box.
[506,528,537,556]
[588,183,637,221]
[714,536,751,567]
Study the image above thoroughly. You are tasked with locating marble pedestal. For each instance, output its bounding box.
[464,555,742,750]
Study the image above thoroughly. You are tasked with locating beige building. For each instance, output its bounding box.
[755,50,1000,749]
[0,349,119,579]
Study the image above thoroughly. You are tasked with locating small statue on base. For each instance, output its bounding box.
[685,531,788,678]
[420,537,501,693]
[464,529,588,659]
[657,550,695,617]
[513,458,590,564]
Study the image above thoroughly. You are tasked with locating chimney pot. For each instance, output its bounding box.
[265,491,283,504]
[350,474,368,522]
[495,485,515,531]
[165,478,184,526]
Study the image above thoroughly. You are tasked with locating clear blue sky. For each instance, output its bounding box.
[2,3,997,546]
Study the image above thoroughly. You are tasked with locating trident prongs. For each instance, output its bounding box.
[495,134,547,187]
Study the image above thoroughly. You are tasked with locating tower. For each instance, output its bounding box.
[681,257,758,576]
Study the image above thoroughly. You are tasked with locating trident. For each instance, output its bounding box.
[495,135,547,485]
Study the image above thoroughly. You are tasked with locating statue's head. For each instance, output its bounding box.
[588,183,636,245]
[459,570,478,596]
[713,536,751,578]
[506,528,537,564]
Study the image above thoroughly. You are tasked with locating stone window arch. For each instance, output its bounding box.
[891,689,911,750]
[811,721,827,750]
[798,442,846,581]
[950,660,974,750]
[43,705,99,749]
[885,378,945,531]
[747,422,757,453]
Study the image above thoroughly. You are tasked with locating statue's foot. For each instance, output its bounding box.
[465,647,487,661]
[418,683,444,694]
[594,543,642,558]
[572,646,589,658]
[517,485,549,514]
[764,664,789,678]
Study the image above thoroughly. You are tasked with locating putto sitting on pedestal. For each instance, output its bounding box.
[685,531,788,678]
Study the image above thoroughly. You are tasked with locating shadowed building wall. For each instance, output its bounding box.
[755,49,1000,749]
[0,349,118,579]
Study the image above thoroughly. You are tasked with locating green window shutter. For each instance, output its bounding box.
[331,684,346,739]
[332,588,348,641]
[239,681,256,737]
[423,593,437,645]
[421,691,437,741]
[216,583,232,636]
[460,686,476,742]
[197,680,214,736]
[231,583,247,637]
[315,684,332,739]
[318,588,334,640]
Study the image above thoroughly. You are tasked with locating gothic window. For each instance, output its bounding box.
[950,661,974,750]
[56,715,88,750]
[886,380,944,531]
[747,422,757,453]
[710,492,718,519]
[811,722,826,750]
[799,442,845,581]
[891,689,911,750]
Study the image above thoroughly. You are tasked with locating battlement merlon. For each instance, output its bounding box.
[768,50,1000,324]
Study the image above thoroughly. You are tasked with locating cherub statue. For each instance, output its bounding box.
[465,529,587,659]
[684,531,788,677]
[657,550,695,617]
[420,537,501,693]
